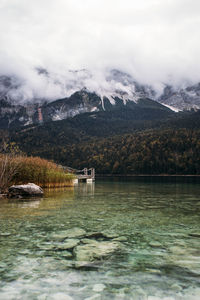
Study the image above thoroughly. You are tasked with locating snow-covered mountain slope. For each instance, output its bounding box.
[0,90,173,129]
[159,84,200,111]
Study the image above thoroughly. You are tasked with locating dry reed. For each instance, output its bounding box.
[0,155,75,191]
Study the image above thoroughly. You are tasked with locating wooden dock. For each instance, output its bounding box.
[60,165,95,183]
[75,168,95,183]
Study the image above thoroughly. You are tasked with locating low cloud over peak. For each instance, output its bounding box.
[0,0,200,102]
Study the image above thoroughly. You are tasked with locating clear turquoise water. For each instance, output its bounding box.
[0,177,200,300]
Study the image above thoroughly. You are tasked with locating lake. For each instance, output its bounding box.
[0,177,200,300]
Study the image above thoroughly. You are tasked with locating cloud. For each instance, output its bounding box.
[0,0,200,101]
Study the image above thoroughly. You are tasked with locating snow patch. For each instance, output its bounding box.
[161,103,181,112]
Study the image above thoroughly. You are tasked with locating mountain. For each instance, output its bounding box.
[0,70,200,129]
[1,69,200,175]
[0,88,173,129]
[0,97,39,128]
[159,83,200,111]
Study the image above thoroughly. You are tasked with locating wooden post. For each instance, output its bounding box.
[91,168,95,180]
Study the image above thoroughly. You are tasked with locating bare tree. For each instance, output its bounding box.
[0,131,22,193]
[0,155,21,193]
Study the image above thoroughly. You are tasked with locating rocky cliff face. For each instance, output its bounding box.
[0,98,39,128]
[159,84,200,111]
[41,91,102,123]
[0,91,103,128]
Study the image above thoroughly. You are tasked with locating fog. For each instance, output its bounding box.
[0,0,200,102]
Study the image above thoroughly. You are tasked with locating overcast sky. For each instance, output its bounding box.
[0,0,200,100]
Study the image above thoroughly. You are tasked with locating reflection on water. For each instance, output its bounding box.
[0,188,74,219]
[74,182,95,197]
[0,177,200,300]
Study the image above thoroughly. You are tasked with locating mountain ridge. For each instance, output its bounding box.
[0,69,200,129]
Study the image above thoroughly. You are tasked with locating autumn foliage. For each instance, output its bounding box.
[0,155,75,192]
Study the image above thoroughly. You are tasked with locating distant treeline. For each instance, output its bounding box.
[5,108,200,175]
[11,128,200,175]
[55,128,200,175]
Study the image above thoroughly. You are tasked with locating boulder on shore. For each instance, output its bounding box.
[8,183,43,197]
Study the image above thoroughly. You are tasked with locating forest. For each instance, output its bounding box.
[40,129,200,175]
[2,109,200,175]
[6,128,200,175]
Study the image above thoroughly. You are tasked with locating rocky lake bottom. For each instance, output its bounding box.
[0,177,200,300]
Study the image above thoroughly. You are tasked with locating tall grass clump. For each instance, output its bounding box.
[0,153,21,193]
[14,156,75,187]
[0,155,75,192]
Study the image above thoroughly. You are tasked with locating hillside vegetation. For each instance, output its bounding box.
[4,108,200,176]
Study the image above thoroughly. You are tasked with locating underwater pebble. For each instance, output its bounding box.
[189,232,200,238]
[18,250,31,255]
[84,294,101,300]
[81,239,98,244]
[0,232,11,237]
[92,283,106,292]
[57,239,80,250]
[171,283,182,292]
[48,293,73,300]
[146,268,161,274]
[59,250,73,258]
[51,228,86,240]
[101,231,118,238]
[113,236,128,242]
[37,294,48,300]
[149,241,162,248]
[169,246,186,255]
[37,243,56,251]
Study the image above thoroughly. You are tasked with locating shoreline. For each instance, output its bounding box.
[96,174,200,177]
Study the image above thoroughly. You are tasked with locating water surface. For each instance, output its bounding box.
[0,177,200,299]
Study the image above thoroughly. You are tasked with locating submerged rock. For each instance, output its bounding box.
[113,236,128,242]
[47,228,127,265]
[84,294,101,300]
[37,243,55,251]
[149,241,162,248]
[86,232,106,239]
[0,232,11,237]
[74,240,121,267]
[92,284,106,292]
[59,251,73,258]
[57,239,80,250]
[101,231,118,239]
[81,238,98,244]
[171,283,182,292]
[52,228,86,240]
[8,183,43,197]
[48,293,73,300]
[168,246,186,255]
[189,232,200,238]
[86,231,119,240]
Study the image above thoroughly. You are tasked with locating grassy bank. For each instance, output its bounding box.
[0,155,75,192]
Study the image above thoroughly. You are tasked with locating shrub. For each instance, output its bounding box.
[0,155,75,192]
